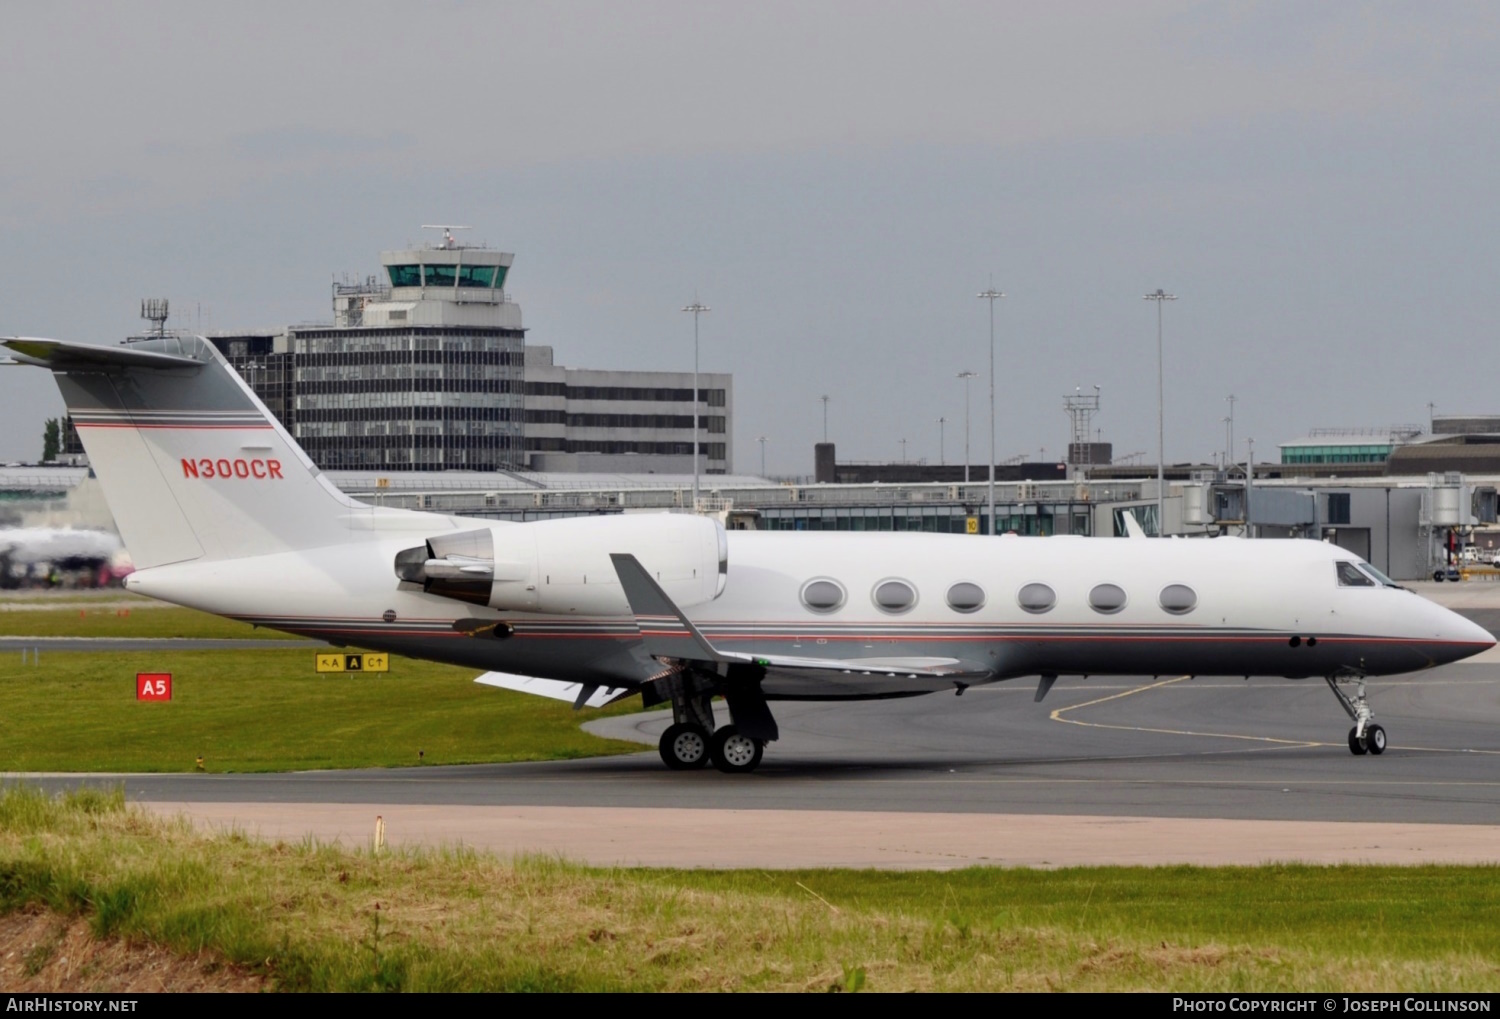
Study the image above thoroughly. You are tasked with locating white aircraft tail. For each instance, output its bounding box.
[2,335,360,569]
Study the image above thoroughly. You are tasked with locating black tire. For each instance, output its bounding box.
[1433,570,1445,582]
[1348,726,1368,755]
[710,725,764,774]
[659,723,710,770]
[1366,724,1387,755]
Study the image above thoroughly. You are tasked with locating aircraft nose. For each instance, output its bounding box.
[1432,605,1496,665]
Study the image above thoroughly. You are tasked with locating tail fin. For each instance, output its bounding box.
[3,335,359,568]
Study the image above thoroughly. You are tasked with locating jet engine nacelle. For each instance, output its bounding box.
[396,513,727,616]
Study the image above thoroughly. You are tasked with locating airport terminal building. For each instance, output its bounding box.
[205,239,731,474]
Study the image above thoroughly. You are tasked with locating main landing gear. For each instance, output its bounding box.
[657,723,764,773]
[654,668,775,774]
[1324,674,1386,756]
[659,723,711,770]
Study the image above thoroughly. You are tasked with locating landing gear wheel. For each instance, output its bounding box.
[710,725,764,774]
[1348,726,1367,755]
[1366,724,1387,755]
[659,723,710,770]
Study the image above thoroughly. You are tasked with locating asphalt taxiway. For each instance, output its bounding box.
[10,585,1500,868]
[19,655,1500,868]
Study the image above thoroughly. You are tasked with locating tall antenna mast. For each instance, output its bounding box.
[1063,385,1101,473]
[140,298,169,337]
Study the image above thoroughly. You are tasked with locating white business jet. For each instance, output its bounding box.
[2,335,1492,772]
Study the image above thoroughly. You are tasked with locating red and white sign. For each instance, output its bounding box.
[136,673,172,701]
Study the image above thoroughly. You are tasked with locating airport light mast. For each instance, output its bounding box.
[1226,393,1236,471]
[977,288,1005,535]
[1144,289,1177,534]
[682,301,710,509]
[957,370,976,485]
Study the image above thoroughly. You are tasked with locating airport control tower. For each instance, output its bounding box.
[212,228,526,471]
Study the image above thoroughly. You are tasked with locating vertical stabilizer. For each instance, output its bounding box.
[3,335,359,568]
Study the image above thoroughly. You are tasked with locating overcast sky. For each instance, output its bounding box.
[2,1,1497,474]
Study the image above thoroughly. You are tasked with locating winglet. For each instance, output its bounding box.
[1122,510,1147,539]
[609,553,733,662]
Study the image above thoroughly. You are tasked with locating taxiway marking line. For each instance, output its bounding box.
[1049,675,1318,748]
[1047,675,1500,755]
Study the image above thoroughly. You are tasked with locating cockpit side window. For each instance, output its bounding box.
[1336,561,1376,587]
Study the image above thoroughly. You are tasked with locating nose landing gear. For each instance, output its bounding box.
[1325,674,1386,756]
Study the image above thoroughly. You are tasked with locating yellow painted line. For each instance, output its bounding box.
[1047,674,1500,755]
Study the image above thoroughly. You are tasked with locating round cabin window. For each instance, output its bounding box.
[800,579,846,613]
[1159,584,1198,614]
[1017,582,1056,614]
[1089,583,1127,614]
[946,582,986,613]
[873,579,917,613]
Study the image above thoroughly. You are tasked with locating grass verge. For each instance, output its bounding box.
[2,788,1498,991]
[0,603,290,640]
[0,650,642,771]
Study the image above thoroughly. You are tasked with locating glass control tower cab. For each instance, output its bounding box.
[289,233,526,471]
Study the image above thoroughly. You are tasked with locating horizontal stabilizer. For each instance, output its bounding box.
[2,336,204,371]
[474,671,632,709]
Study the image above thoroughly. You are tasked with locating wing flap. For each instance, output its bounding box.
[737,653,991,678]
[474,671,632,709]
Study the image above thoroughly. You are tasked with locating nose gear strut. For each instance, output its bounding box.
[1324,672,1386,756]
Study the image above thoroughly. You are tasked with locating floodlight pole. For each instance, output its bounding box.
[957,370,976,485]
[1144,289,1177,535]
[1226,393,1236,471]
[682,301,710,509]
[977,288,1005,535]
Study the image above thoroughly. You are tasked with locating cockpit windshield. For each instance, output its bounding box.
[1357,562,1402,588]
[1336,559,1401,588]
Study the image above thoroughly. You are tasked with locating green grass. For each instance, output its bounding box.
[1,787,1498,991]
[0,603,289,640]
[0,650,643,771]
